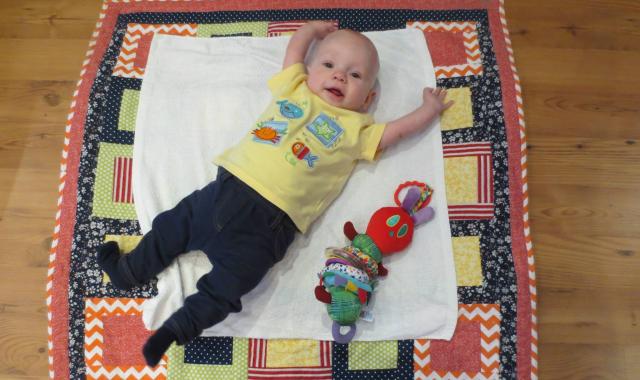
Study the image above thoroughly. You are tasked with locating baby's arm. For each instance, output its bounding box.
[378,88,454,151]
[283,21,337,69]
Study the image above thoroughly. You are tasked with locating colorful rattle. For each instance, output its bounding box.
[314,182,435,343]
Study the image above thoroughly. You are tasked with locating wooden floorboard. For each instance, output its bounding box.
[0,0,638,378]
[508,0,640,379]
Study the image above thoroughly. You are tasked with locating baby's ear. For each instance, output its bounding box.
[362,90,377,111]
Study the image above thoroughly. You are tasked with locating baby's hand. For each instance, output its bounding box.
[422,87,454,115]
[304,21,338,39]
[380,87,454,150]
[283,21,337,69]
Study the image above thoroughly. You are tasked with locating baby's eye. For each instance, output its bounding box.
[351,72,361,79]
[323,62,333,68]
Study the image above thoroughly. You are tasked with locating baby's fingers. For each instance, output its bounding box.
[325,23,338,32]
[311,21,338,37]
[424,87,451,107]
[439,89,454,110]
[423,87,443,98]
[443,100,455,110]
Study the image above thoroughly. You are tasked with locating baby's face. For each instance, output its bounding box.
[306,31,379,112]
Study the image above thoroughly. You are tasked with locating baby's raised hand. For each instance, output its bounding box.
[284,21,337,68]
[380,87,455,149]
[305,21,338,39]
[422,87,454,115]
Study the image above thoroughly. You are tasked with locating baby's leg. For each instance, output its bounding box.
[142,260,261,365]
[141,171,297,366]
[98,182,217,289]
[170,255,270,339]
[143,222,295,365]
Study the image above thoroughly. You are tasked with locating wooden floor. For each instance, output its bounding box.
[0,0,638,378]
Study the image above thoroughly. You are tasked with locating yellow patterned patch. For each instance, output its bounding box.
[348,341,398,370]
[197,22,269,37]
[118,89,139,131]
[452,236,483,286]
[441,87,473,131]
[444,156,478,204]
[101,235,143,284]
[266,339,320,367]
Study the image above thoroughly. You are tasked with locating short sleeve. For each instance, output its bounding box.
[359,123,386,161]
[267,63,307,96]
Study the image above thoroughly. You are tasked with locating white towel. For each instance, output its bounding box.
[133,29,457,341]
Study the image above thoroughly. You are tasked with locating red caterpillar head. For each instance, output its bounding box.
[366,185,435,256]
[365,207,415,254]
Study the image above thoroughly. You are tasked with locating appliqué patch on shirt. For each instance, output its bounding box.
[277,100,304,119]
[251,120,288,145]
[306,114,343,148]
[285,141,318,168]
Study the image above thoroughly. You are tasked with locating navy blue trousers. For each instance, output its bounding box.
[118,167,297,344]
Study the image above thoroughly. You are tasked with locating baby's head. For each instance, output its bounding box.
[306,30,379,113]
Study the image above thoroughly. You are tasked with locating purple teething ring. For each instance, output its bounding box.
[332,322,357,344]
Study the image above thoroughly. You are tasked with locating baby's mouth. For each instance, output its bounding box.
[325,87,344,98]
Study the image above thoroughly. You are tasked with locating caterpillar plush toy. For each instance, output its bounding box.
[314,182,435,343]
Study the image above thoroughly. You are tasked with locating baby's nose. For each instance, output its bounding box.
[333,71,346,82]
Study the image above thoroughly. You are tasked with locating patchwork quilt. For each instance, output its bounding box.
[46,0,537,379]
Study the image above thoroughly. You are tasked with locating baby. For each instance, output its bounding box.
[97,21,452,367]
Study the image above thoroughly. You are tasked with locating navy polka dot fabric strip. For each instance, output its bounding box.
[184,337,233,365]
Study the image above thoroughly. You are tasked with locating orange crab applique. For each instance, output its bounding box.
[251,121,288,145]
[252,126,279,143]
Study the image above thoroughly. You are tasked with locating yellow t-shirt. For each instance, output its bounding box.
[213,63,386,233]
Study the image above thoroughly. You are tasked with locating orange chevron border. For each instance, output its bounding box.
[407,21,484,79]
[414,304,501,380]
[435,64,483,78]
[84,298,167,380]
[113,23,197,79]
[498,1,538,378]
